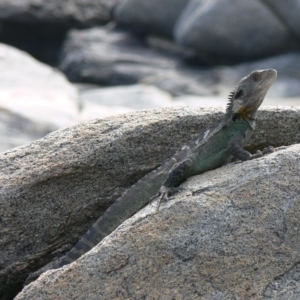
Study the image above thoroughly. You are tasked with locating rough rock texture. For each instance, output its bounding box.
[263,261,300,299]
[15,143,300,299]
[1,106,300,299]
[0,43,78,128]
[0,107,57,153]
[0,0,118,27]
[174,0,300,64]
[0,107,223,300]
[59,26,214,96]
[113,0,189,37]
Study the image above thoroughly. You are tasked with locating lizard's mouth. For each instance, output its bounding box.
[258,72,277,90]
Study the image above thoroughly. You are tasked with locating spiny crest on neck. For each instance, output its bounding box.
[225,86,252,120]
[225,86,236,116]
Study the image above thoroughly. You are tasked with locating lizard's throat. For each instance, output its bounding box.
[233,95,264,120]
[234,104,259,120]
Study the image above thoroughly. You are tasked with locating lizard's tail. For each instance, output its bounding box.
[58,207,116,267]
[56,161,174,268]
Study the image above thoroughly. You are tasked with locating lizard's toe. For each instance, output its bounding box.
[151,186,172,211]
[249,150,263,160]
[262,146,275,155]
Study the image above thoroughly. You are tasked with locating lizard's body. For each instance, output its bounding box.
[40,69,278,270]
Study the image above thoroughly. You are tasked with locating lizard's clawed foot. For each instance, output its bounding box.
[150,186,174,211]
[251,146,275,159]
[250,150,263,159]
[262,146,275,155]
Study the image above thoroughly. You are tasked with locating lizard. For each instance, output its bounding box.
[29,68,277,278]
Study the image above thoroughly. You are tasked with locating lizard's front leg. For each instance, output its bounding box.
[227,134,274,161]
[151,159,192,211]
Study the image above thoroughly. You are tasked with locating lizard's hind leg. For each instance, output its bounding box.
[151,159,192,211]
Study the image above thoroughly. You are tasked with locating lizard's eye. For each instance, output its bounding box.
[234,89,244,99]
[252,73,261,82]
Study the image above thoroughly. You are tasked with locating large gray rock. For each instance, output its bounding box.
[263,0,300,41]
[59,27,178,85]
[0,107,57,153]
[0,107,222,300]
[174,0,300,64]
[15,142,300,299]
[0,0,118,27]
[0,106,299,299]
[113,0,189,37]
[0,43,78,128]
[0,0,120,63]
[59,26,214,96]
[59,26,300,99]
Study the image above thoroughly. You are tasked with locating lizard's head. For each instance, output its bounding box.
[227,69,277,119]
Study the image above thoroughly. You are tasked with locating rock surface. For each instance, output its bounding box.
[1,0,300,68]
[79,84,176,121]
[0,0,120,64]
[0,107,223,300]
[59,26,214,96]
[15,142,300,299]
[113,0,189,37]
[1,106,300,299]
[0,43,78,128]
[59,26,178,84]
[263,0,300,41]
[59,26,300,99]
[174,0,300,64]
[0,107,57,153]
[0,0,118,27]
